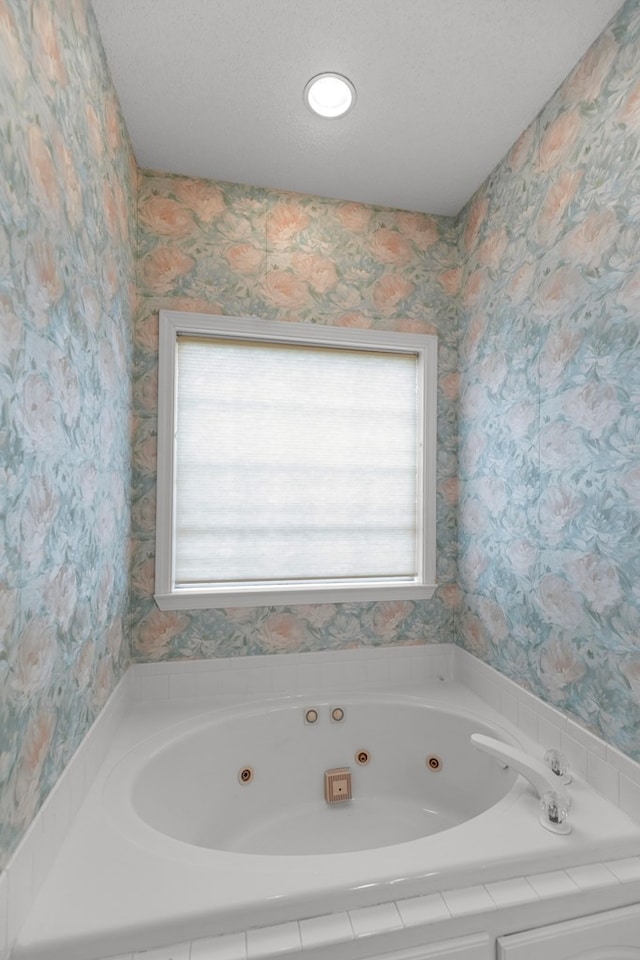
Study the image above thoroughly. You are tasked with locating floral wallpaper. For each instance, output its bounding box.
[0,0,136,868]
[457,0,640,759]
[131,174,461,660]
[3,0,639,883]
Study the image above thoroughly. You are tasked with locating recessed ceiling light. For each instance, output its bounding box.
[304,73,356,118]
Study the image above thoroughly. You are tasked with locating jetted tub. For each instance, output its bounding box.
[119,694,519,856]
[14,685,640,960]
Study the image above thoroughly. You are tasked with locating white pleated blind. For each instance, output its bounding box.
[174,336,420,587]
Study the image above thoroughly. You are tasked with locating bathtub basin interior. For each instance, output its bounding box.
[125,696,519,855]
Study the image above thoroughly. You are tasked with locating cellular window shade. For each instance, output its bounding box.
[174,336,419,588]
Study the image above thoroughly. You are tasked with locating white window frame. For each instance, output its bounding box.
[154,310,437,610]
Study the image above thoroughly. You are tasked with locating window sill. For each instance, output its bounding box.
[154,583,437,611]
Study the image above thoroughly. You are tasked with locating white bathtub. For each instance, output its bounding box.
[14,680,640,960]
[117,694,519,857]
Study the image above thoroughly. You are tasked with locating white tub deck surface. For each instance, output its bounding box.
[13,681,640,960]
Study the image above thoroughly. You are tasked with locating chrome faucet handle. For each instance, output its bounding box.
[540,790,571,834]
[471,733,570,810]
[544,748,572,784]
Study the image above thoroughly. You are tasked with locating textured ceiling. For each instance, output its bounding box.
[92,0,624,216]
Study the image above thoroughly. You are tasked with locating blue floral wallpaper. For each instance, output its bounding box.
[3,0,640,880]
[0,0,136,868]
[130,175,461,660]
[457,0,640,759]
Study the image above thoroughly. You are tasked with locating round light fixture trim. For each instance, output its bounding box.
[304,73,356,118]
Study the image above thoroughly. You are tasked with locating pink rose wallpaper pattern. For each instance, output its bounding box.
[0,0,136,868]
[457,1,640,758]
[131,174,461,661]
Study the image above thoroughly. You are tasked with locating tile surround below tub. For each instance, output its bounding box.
[348,902,403,938]
[298,912,354,950]
[73,859,640,960]
[190,932,247,960]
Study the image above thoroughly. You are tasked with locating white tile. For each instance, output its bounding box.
[245,669,272,694]
[49,770,71,840]
[299,651,327,666]
[299,912,353,948]
[195,672,223,699]
[432,653,453,682]
[140,674,170,700]
[473,673,502,712]
[500,691,519,726]
[0,869,8,960]
[270,663,298,692]
[620,773,640,824]
[517,702,538,742]
[389,658,416,687]
[608,746,640,784]
[485,877,537,908]
[453,646,474,682]
[566,719,607,759]
[404,656,427,684]
[221,671,250,695]
[363,646,388,659]
[7,829,35,946]
[560,731,588,779]
[191,931,247,960]
[246,921,301,958]
[340,658,367,689]
[531,698,566,731]
[321,660,350,690]
[587,752,619,805]
[19,813,45,900]
[537,717,563,751]
[42,778,71,871]
[126,668,143,701]
[32,809,57,897]
[168,672,198,700]
[168,659,202,673]
[353,647,379,660]
[365,658,389,686]
[348,902,403,938]
[395,893,451,927]
[85,725,109,792]
[390,645,417,659]
[152,661,177,675]
[297,661,322,690]
[605,857,640,883]
[224,655,251,670]
[526,870,579,899]
[133,943,190,960]
[199,658,225,672]
[441,885,496,917]
[565,863,621,890]
[65,743,87,815]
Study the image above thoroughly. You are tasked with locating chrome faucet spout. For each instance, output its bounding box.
[471,733,570,807]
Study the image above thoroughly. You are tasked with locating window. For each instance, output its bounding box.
[154,311,437,609]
